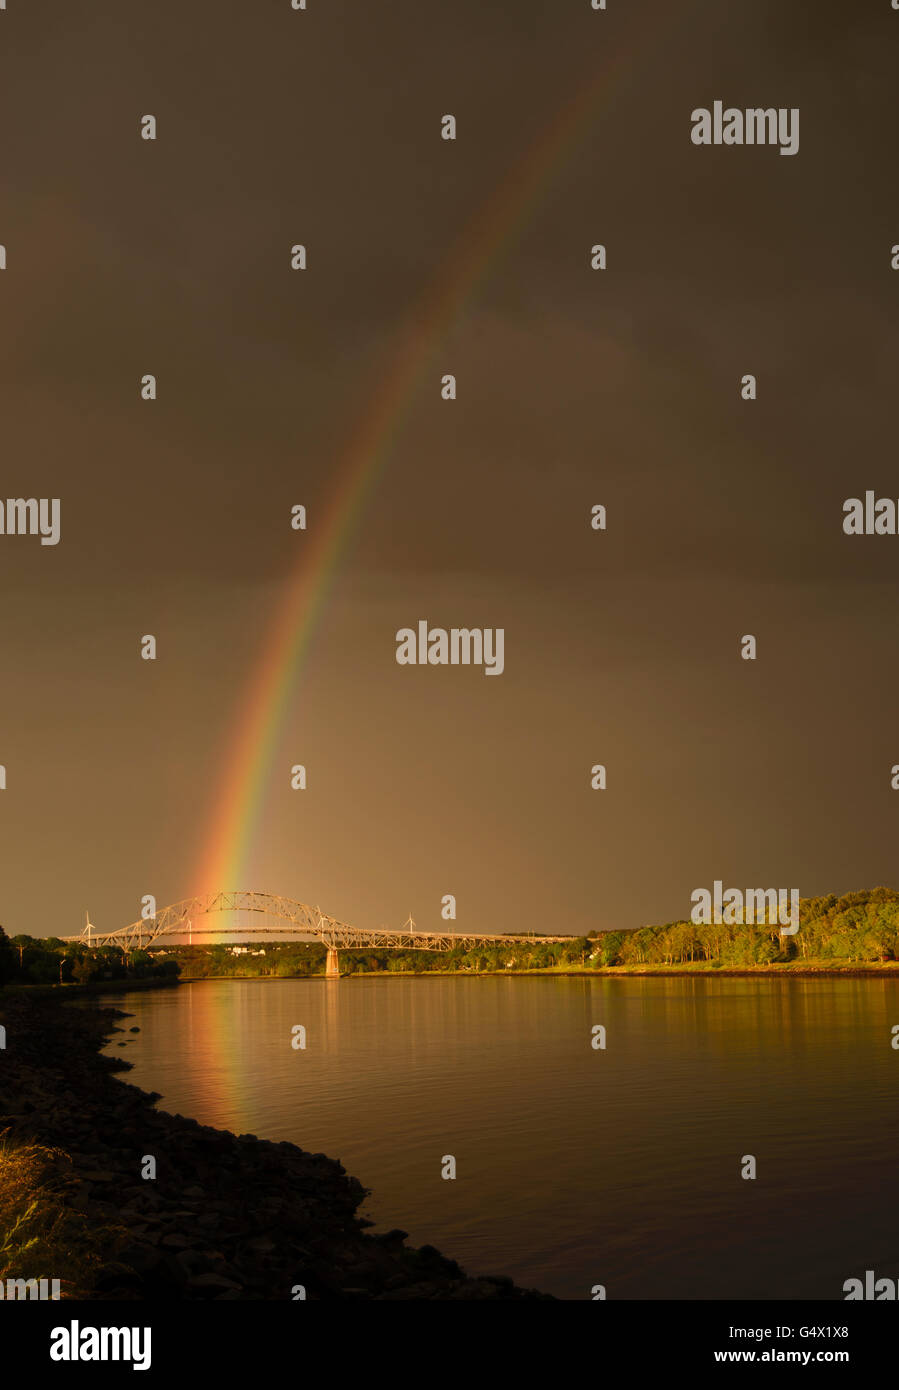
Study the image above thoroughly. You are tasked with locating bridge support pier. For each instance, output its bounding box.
[325,947,340,978]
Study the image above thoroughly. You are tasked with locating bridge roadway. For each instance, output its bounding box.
[60,890,578,977]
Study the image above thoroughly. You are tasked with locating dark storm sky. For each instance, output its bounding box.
[1,0,897,940]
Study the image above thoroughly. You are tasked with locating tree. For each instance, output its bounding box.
[596,932,625,967]
[72,955,95,984]
[0,923,14,985]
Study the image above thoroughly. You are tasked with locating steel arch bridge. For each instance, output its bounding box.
[61,890,577,976]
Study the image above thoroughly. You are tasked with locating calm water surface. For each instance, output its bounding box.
[94,975,899,1300]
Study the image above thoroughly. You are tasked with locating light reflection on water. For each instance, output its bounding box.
[94,975,899,1299]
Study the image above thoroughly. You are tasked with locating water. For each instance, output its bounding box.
[94,975,899,1300]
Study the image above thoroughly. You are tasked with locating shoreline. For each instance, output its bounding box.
[0,990,550,1301]
[3,977,182,998]
[174,963,899,981]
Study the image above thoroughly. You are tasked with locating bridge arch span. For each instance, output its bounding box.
[61,891,577,974]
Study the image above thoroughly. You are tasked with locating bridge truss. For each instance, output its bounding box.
[60,890,577,955]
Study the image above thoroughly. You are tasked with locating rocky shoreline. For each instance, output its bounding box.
[0,991,551,1300]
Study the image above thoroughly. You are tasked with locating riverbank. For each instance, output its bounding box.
[177,960,899,981]
[2,977,181,998]
[0,990,550,1300]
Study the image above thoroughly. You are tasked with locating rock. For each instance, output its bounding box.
[86,1199,119,1217]
[374,1228,409,1246]
[156,1254,188,1286]
[0,992,551,1302]
[174,1249,213,1275]
[160,1232,194,1249]
[187,1273,243,1292]
[120,1244,164,1277]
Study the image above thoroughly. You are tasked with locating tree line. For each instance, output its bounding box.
[2,887,898,983]
[0,929,181,987]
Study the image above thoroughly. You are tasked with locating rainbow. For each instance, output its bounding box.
[191,18,659,917]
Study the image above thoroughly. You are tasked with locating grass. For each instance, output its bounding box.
[325,959,899,977]
[0,1132,124,1298]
